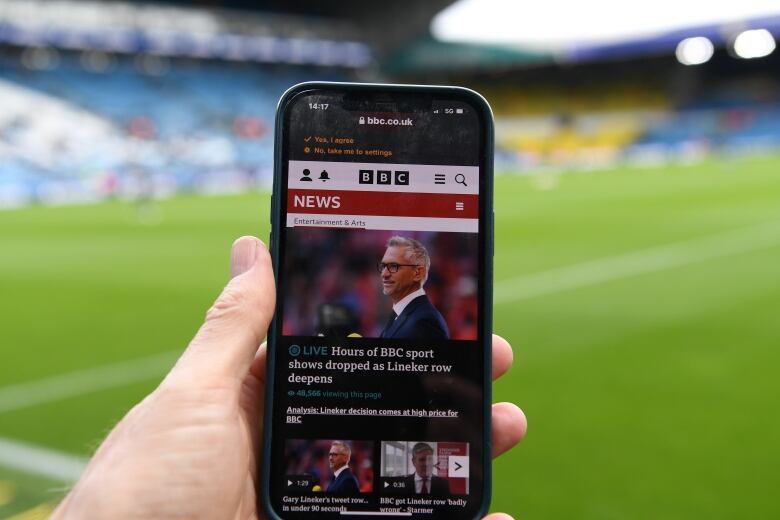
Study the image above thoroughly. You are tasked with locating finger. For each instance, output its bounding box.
[240,341,268,427]
[492,402,527,458]
[168,236,276,385]
[483,514,514,520]
[241,342,268,424]
[250,342,268,383]
[240,342,268,481]
[491,334,513,381]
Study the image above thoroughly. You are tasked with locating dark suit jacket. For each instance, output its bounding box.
[326,467,360,494]
[380,295,449,340]
[404,474,450,495]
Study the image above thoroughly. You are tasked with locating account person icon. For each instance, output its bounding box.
[319,170,330,181]
[300,169,313,182]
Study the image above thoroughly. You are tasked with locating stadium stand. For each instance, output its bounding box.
[0,47,346,207]
[1,2,778,205]
[480,62,780,171]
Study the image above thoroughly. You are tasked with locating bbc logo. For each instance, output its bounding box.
[359,169,409,185]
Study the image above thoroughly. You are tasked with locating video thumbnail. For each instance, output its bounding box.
[282,228,479,340]
[284,439,374,494]
[379,441,469,495]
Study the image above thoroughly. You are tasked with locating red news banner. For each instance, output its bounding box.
[286,160,479,233]
[287,190,478,219]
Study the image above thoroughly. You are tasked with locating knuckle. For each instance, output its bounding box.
[205,285,248,323]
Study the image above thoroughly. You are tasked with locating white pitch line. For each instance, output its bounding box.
[3,221,779,414]
[0,351,178,414]
[1,220,779,483]
[0,436,88,482]
[0,217,780,482]
[494,220,780,304]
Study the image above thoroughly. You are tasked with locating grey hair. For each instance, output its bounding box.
[386,236,430,284]
[331,440,352,462]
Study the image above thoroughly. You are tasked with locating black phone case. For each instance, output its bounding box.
[261,81,495,520]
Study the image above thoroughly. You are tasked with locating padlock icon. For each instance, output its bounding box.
[359,116,365,124]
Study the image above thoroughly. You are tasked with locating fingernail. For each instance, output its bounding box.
[230,237,258,278]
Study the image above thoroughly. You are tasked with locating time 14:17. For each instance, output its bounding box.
[309,103,329,110]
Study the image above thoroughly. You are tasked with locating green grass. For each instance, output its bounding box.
[0,469,61,519]
[2,154,780,518]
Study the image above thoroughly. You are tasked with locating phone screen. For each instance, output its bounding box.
[264,84,493,520]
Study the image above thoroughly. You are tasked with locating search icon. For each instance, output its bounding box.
[455,174,468,187]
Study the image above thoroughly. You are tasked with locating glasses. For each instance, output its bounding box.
[377,262,421,273]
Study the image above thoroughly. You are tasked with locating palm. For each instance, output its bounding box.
[235,357,268,520]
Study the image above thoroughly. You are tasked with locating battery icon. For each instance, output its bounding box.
[456,108,464,114]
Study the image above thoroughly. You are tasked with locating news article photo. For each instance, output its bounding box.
[380,441,469,495]
[285,439,374,494]
[281,228,479,340]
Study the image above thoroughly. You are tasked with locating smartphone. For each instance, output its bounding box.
[261,82,494,520]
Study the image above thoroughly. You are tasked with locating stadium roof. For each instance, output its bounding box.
[0,0,456,65]
[0,0,372,67]
[382,35,551,75]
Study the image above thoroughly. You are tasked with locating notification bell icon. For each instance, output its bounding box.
[319,170,330,181]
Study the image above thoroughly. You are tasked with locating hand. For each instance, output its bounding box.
[52,236,527,520]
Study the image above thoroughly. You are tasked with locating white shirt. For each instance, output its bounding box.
[333,465,348,479]
[392,287,426,318]
[414,472,431,494]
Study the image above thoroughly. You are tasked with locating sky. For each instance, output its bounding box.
[432,0,780,51]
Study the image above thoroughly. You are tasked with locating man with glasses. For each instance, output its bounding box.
[378,236,449,340]
[325,441,360,494]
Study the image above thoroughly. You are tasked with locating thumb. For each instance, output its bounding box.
[167,236,276,385]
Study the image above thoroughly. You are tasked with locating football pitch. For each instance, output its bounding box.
[1,154,780,519]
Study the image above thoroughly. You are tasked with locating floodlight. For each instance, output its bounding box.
[675,37,714,65]
[733,28,776,59]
